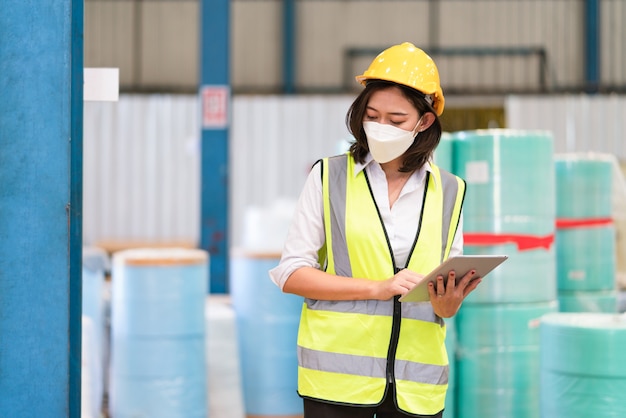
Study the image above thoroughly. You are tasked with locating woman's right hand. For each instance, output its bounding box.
[374,269,424,300]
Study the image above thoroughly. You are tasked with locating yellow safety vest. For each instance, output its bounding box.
[297,154,465,416]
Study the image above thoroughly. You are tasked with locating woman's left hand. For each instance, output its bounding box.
[427,270,482,317]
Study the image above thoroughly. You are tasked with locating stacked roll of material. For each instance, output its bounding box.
[540,313,626,417]
[453,129,556,303]
[452,129,557,418]
[555,154,617,312]
[110,248,209,418]
[434,132,454,174]
[457,302,557,418]
[443,317,457,418]
[230,251,304,418]
[82,247,110,418]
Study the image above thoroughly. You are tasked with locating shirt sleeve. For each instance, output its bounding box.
[268,162,325,290]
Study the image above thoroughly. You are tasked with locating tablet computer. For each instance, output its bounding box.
[398,255,508,303]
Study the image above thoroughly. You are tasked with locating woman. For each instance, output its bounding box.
[269,42,481,418]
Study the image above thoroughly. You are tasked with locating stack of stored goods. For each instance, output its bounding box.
[230,253,303,418]
[231,203,303,418]
[434,132,454,173]
[110,248,209,418]
[435,131,457,417]
[614,161,626,291]
[555,154,617,313]
[452,130,558,418]
[540,312,626,417]
[82,247,110,418]
[443,316,457,418]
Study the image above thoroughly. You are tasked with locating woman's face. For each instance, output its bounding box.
[363,86,421,132]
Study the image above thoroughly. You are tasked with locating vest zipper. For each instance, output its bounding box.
[387,292,402,383]
[363,170,410,386]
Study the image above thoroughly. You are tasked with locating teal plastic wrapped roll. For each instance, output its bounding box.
[110,248,209,418]
[456,302,557,418]
[458,348,540,418]
[556,226,616,291]
[558,290,617,313]
[456,302,556,349]
[540,313,626,417]
[463,244,557,304]
[540,313,626,377]
[451,129,556,304]
[540,371,626,418]
[452,129,555,234]
[434,132,454,173]
[444,317,456,418]
[555,155,613,218]
[230,252,304,416]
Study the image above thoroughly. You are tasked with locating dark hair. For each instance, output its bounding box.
[345,80,442,173]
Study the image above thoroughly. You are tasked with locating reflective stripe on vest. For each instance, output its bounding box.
[297,154,465,415]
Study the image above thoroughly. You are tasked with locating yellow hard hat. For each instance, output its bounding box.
[355,42,445,115]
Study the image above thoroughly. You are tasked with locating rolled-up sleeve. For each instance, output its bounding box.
[269,162,325,290]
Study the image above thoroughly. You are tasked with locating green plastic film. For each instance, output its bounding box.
[434,132,454,174]
[540,312,626,377]
[452,129,555,234]
[463,244,557,304]
[455,302,557,418]
[558,290,617,313]
[444,317,456,418]
[555,155,613,218]
[457,349,541,418]
[540,370,626,418]
[556,226,616,291]
[456,302,557,350]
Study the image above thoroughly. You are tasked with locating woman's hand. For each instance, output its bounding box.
[427,270,482,317]
[374,269,425,301]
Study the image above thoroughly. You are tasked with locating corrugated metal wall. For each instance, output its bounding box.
[506,95,626,158]
[84,94,626,249]
[83,94,354,248]
[83,95,201,247]
[506,94,626,284]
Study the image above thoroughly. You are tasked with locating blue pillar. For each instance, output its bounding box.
[584,0,600,92]
[199,0,230,293]
[0,1,83,417]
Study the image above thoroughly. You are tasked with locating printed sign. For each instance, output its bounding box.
[84,68,119,102]
[201,85,229,129]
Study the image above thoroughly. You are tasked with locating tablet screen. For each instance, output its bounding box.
[398,255,508,303]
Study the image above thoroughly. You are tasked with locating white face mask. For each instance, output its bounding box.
[363,120,420,164]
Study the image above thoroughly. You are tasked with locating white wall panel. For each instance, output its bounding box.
[506,95,626,160]
[84,94,354,249]
[83,95,201,247]
[229,95,354,246]
[84,93,626,251]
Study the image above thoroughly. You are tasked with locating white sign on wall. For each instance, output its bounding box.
[84,68,119,102]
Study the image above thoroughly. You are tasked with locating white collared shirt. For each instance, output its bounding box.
[269,154,464,289]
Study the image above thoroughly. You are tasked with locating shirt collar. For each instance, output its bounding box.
[354,154,440,190]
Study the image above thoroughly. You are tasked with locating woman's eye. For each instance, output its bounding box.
[365,115,377,121]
